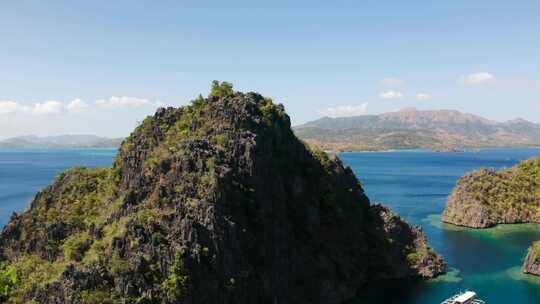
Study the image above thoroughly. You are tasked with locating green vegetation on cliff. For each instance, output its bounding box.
[532,242,540,262]
[0,264,16,301]
[443,156,540,228]
[0,82,445,304]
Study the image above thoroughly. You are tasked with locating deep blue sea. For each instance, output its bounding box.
[1,148,540,303]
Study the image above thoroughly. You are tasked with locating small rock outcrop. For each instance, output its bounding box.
[442,157,540,228]
[369,205,446,279]
[523,242,540,276]
[0,82,445,304]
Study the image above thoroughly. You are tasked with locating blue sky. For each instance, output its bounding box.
[1,1,539,139]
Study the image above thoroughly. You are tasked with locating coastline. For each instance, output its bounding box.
[326,146,540,154]
[0,147,119,152]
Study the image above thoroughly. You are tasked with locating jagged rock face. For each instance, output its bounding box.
[523,242,540,276]
[442,157,540,228]
[0,87,445,304]
[442,169,499,228]
[368,205,446,279]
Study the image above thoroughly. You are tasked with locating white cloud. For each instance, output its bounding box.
[0,101,19,114]
[381,77,405,86]
[32,101,65,115]
[0,95,154,117]
[536,80,540,86]
[416,93,432,101]
[67,99,89,113]
[318,103,369,118]
[96,96,149,108]
[459,72,496,85]
[379,91,404,100]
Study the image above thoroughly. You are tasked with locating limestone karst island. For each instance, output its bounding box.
[2,2,540,304]
[0,84,446,303]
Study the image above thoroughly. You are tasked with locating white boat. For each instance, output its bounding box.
[441,291,486,304]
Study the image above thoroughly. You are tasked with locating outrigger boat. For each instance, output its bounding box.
[441,291,485,304]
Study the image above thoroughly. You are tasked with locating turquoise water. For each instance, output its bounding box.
[340,149,540,304]
[2,148,540,303]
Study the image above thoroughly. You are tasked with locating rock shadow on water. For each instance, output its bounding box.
[347,278,431,304]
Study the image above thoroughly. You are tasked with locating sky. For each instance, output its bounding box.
[1,1,539,139]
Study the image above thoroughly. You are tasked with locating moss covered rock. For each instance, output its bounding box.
[523,242,540,276]
[442,157,540,228]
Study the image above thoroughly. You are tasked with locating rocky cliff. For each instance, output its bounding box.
[0,82,445,304]
[442,156,540,228]
[523,242,540,276]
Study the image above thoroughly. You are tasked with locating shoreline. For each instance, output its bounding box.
[0,147,119,152]
[325,146,540,154]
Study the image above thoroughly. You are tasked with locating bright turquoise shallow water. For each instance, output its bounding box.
[1,148,540,303]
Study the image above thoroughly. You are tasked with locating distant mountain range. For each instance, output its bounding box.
[294,108,540,151]
[0,135,123,149]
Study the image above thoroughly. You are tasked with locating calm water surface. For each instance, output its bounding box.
[0,149,117,226]
[1,148,540,303]
[340,149,540,304]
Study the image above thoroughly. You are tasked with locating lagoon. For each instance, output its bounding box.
[341,149,540,304]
